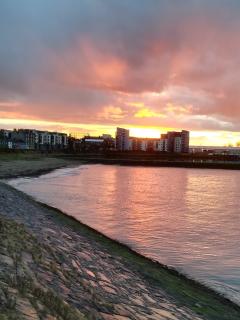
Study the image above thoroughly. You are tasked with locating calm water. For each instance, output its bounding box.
[8,165,240,304]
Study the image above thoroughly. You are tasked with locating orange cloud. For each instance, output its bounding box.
[98,105,126,121]
[165,103,193,115]
[134,108,165,119]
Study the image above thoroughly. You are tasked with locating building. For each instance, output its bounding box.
[115,128,190,153]
[181,130,190,153]
[0,130,13,149]
[36,131,68,150]
[0,129,12,139]
[158,131,190,153]
[190,146,240,156]
[79,135,115,152]
[11,129,36,150]
[116,128,130,151]
[157,134,168,152]
[129,137,160,152]
[0,129,69,151]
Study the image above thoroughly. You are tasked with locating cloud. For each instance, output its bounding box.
[0,0,240,134]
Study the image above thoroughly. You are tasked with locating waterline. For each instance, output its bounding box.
[8,164,240,305]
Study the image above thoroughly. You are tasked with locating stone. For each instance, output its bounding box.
[137,283,147,292]
[129,296,145,307]
[142,293,156,304]
[113,305,133,317]
[16,298,39,320]
[101,313,131,320]
[78,251,92,262]
[71,259,81,270]
[89,280,98,288]
[84,269,95,278]
[102,285,117,295]
[43,228,57,235]
[58,284,70,296]
[150,308,179,320]
[98,272,111,283]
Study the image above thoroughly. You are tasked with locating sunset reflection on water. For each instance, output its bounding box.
[8,165,240,304]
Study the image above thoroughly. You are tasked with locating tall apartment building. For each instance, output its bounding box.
[116,127,130,151]
[115,128,189,153]
[129,137,160,152]
[157,134,168,152]
[158,131,190,153]
[181,130,190,153]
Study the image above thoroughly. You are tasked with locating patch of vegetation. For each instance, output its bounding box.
[0,152,45,162]
[0,215,86,320]
[44,203,240,320]
[2,182,240,320]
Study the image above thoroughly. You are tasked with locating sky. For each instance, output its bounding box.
[1,0,240,146]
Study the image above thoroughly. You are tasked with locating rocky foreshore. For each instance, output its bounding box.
[1,155,240,320]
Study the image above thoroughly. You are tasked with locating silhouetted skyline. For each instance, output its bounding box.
[0,1,240,146]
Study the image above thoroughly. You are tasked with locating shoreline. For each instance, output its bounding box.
[1,156,240,319]
[30,195,240,309]
[5,174,240,309]
[59,154,240,171]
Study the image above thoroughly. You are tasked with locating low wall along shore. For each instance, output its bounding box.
[0,154,240,319]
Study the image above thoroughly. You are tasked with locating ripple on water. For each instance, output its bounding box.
[8,165,240,305]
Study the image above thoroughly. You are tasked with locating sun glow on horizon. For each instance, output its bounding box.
[130,127,163,138]
[1,117,240,147]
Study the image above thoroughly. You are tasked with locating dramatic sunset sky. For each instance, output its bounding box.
[1,0,240,145]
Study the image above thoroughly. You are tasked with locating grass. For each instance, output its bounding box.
[37,201,240,320]
[0,215,86,320]
[0,152,69,162]
[0,152,45,161]
[1,167,240,319]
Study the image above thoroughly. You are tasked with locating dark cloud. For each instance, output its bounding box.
[0,0,240,131]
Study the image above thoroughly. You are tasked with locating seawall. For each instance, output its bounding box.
[1,155,240,319]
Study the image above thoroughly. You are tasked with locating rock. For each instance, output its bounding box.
[142,293,156,304]
[101,313,131,320]
[58,284,70,296]
[113,305,133,317]
[16,298,39,320]
[89,280,98,288]
[102,285,117,295]
[150,307,179,320]
[137,283,147,292]
[84,269,95,278]
[78,251,92,262]
[72,259,81,270]
[129,295,145,307]
[98,272,111,283]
